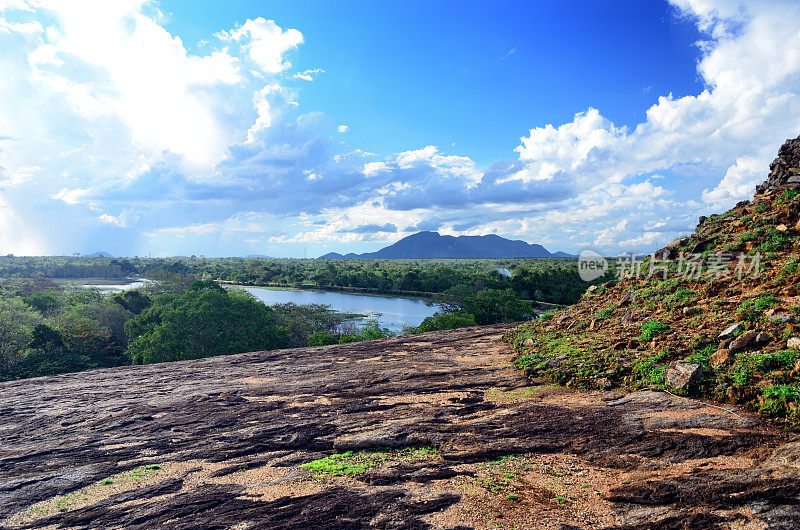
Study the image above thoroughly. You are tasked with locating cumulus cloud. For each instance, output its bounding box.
[217,17,302,74]
[1,0,800,257]
[358,0,800,254]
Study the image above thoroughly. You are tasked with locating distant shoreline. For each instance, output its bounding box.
[219,281,567,310]
[219,282,435,301]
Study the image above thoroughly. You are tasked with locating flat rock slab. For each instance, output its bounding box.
[1,325,799,529]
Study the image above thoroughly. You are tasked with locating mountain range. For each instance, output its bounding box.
[319,231,574,259]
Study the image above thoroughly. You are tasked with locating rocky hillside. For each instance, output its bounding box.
[506,135,800,427]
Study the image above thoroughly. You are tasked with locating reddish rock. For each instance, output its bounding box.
[711,349,732,368]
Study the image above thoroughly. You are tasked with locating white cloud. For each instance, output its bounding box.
[500,47,516,60]
[0,2,306,254]
[701,156,763,208]
[510,108,627,184]
[486,0,800,251]
[363,161,388,177]
[22,1,244,168]
[294,68,324,81]
[2,0,800,257]
[218,17,302,74]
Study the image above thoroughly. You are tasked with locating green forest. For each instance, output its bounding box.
[0,255,610,381]
[0,255,600,305]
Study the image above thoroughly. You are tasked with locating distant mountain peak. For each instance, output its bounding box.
[320,232,574,259]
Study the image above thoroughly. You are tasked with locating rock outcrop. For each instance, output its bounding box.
[756,134,800,193]
[1,326,797,528]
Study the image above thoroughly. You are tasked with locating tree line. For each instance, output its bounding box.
[0,255,605,305]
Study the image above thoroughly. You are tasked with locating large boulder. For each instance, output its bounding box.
[665,362,703,391]
[729,330,759,354]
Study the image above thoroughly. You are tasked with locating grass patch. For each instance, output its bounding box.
[631,351,668,388]
[760,384,800,418]
[665,289,696,309]
[780,189,799,203]
[513,353,540,370]
[737,228,764,246]
[11,463,165,523]
[485,385,555,403]
[300,446,439,477]
[640,320,669,341]
[595,307,613,319]
[540,309,558,321]
[487,455,517,467]
[730,350,800,386]
[758,228,794,253]
[685,344,716,369]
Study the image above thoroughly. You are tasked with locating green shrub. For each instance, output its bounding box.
[513,353,540,369]
[631,351,667,387]
[730,350,799,385]
[125,281,291,364]
[760,385,800,417]
[307,331,337,346]
[779,189,799,203]
[410,312,477,333]
[685,344,716,369]
[737,229,762,245]
[338,320,394,343]
[665,289,696,308]
[780,261,800,280]
[540,309,558,321]
[640,320,669,341]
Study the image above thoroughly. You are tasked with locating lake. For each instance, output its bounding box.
[78,279,151,292]
[79,280,440,332]
[241,286,439,332]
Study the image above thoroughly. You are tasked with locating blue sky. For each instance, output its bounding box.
[163,0,704,163]
[1,0,800,257]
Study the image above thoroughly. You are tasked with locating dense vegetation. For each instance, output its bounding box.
[0,278,393,381]
[0,255,601,305]
[0,255,605,381]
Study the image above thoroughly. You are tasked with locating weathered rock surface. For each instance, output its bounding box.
[1,325,799,529]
